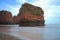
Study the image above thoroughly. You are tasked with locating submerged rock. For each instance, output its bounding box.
[0,10,14,24]
[18,3,45,26]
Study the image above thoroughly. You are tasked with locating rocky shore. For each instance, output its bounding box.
[0,3,45,26]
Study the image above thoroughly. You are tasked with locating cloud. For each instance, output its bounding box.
[31,0,54,19]
[27,0,38,3]
[6,4,20,16]
[30,0,60,24]
[49,0,60,6]
[32,0,60,16]
[16,0,39,3]
[16,0,27,3]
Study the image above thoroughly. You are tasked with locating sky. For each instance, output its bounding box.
[0,0,60,24]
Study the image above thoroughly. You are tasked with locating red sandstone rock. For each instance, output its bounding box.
[13,16,20,24]
[0,10,14,24]
[17,3,45,26]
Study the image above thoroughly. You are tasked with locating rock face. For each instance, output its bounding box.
[0,10,14,24]
[18,3,45,26]
[13,16,19,24]
[0,3,45,25]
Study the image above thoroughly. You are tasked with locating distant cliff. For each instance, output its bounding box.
[0,10,14,24]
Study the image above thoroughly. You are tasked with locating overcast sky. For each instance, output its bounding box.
[0,0,60,24]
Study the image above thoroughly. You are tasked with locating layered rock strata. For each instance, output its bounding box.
[18,3,45,26]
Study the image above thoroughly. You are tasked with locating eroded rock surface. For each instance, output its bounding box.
[18,3,45,26]
[0,3,45,26]
[0,10,14,24]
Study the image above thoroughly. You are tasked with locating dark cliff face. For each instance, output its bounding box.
[17,3,45,26]
[13,16,20,24]
[0,10,14,24]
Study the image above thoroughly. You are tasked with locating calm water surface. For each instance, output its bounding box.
[0,24,60,40]
[44,24,60,40]
[19,24,60,40]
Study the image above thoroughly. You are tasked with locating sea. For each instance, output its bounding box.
[0,24,60,40]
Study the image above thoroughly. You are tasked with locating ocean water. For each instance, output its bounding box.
[44,24,60,40]
[19,24,60,40]
[0,24,60,40]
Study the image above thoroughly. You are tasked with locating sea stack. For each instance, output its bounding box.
[0,10,14,24]
[18,3,45,26]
